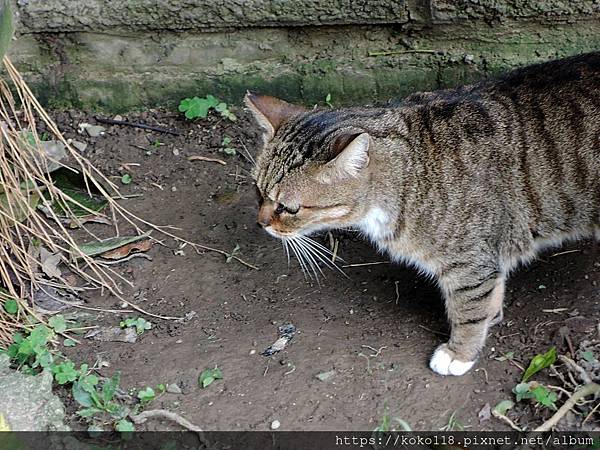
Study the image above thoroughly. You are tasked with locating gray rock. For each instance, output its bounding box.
[166,383,182,394]
[0,354,69,431]
[315,370,336,381]
[70,140,88,152]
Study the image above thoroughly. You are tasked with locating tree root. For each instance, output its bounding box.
[535,383,600,431]
[130,409,209,446]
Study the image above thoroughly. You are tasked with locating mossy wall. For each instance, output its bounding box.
[6,0,600,111]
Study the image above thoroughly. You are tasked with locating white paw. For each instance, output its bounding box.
[429,346,475,376]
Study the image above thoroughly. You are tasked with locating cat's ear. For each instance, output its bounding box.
[324,133,371,180]
[244,92,306,140]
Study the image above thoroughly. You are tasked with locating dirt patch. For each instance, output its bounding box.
[45,108,599,431]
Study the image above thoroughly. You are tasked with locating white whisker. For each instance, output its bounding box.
[297,235,348,278]
[294,238,324,282]
[288,239,311,280]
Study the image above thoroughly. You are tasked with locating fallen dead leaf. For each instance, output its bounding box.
[100,239,152,260]
[478,402,491,424]
[40,247,62,279]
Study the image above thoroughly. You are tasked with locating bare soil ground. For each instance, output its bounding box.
[47,108,600,432]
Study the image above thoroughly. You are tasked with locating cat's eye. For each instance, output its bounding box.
[274,203,299,215]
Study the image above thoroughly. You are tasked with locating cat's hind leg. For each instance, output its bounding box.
[430,265,505,376]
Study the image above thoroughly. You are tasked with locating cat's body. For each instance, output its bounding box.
[246,52,600,376]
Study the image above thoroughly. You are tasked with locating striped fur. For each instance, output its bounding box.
[247,52,600,376]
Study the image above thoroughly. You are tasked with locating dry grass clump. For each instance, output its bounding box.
[0,56,157,346]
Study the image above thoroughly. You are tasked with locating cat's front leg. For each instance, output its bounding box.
[430,267,505,376]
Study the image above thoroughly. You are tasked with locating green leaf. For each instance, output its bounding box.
[77,407,103,418]
[137,386,156,403]
[48,315,67,333]
[522,347,557,382]
[63,338,77,347]
[115,419,135,432]
[178,98,191,112]
[531,385,558,409]
[44,167,108,218]
[52,361,79,384]
[102,371,121,404]
[199,367,223,388]
[205,95,219,108]
[0,190,41,224]
[222,147,236,156]
[4,299,18,314]
[79,234,149,257]
[582,350,595,363]
[513,382,534,402]
[493,399,514,416]
[34,348,53,369]
[72,381,94,407]
[120,173,132,185]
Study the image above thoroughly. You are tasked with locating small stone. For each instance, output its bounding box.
[249,349,256,355]
[171,186,177,192]
[84,125,105,137]
[70,140,87,152]
[113,115,123,121]
[464,54,475,64]
[172,148,180,156]
[316,370,336,382]
[270,420,280,430]
[166,383,182,394]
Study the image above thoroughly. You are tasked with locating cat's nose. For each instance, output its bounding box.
[257,202,274,227]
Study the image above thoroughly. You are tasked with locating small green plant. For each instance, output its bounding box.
[494,351,515,362]
[3,298,18,314]
[178,95,236,121]
[120,317,152,335]
[373,405,411,432]
[522,347,557,382]
[324,93,333,108]
[2,324,138,431]
[199,367,223,388]
[120,173,132,185]
[137,386,156,404]
[439,410,465,431]
[221,136,236,156]
[513,382,558,410]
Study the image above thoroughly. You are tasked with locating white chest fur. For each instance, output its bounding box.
[358,207,393,241]
[358,207,439,278]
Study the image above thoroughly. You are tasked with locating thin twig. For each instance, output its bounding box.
[95,117,180,135]
[368,49,437,57]
[341,261,389,268]
[187,155,227,165]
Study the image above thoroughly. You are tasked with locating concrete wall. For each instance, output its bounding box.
[6,0,600,111]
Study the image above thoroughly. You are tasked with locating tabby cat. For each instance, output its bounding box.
[245,52,600,376]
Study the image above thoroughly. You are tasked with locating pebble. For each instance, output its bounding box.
[70,140,87,152]
[316,370,336,382]
[166,383,182,394]
[270,420,280,430]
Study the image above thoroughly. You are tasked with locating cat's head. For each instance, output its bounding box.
[245,92,373,240]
